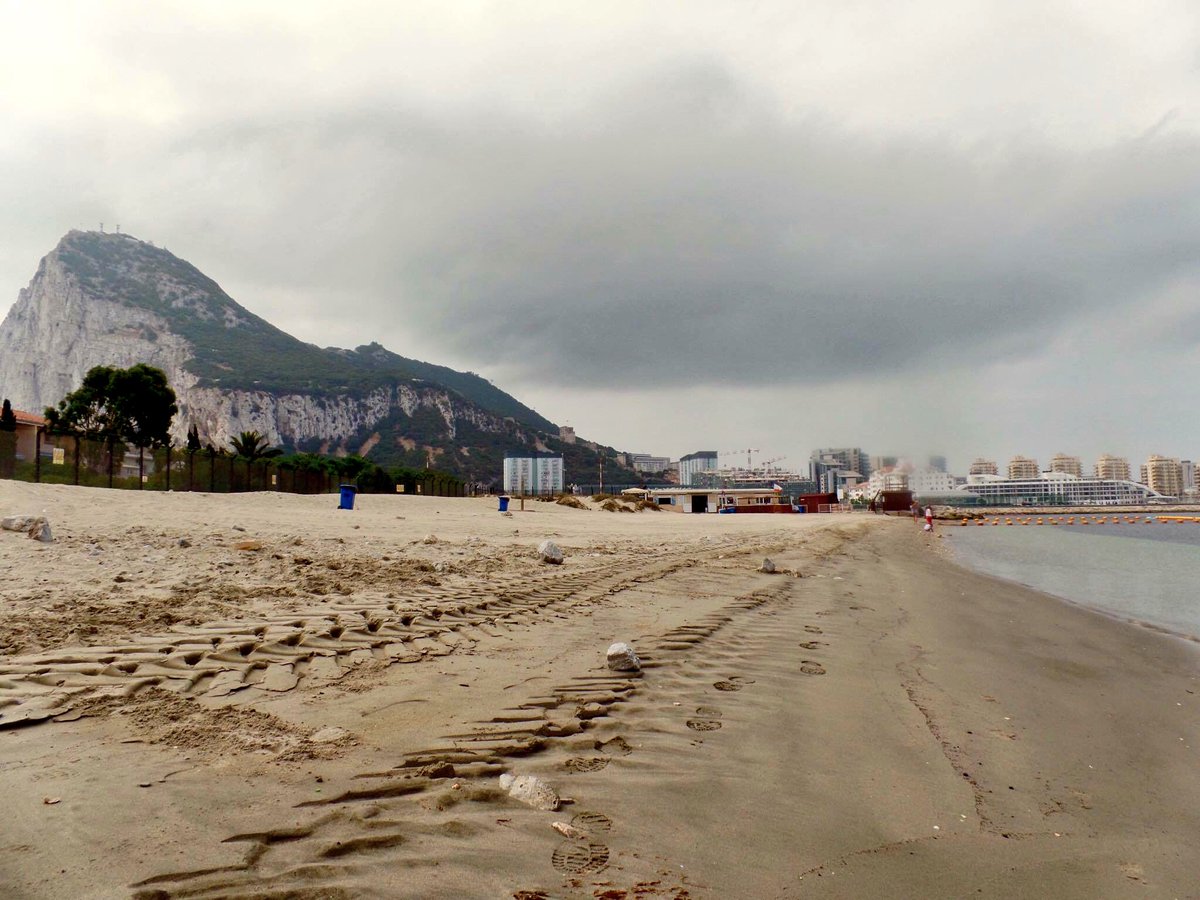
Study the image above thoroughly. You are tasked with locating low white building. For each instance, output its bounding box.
[503,454,563,495]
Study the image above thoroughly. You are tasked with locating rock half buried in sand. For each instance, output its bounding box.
[606,642,641,673]
[538,539,564,565]
[499,773,561,810]
[234,540,263,552]
[1,515,52,542]
[422,534,439,545]
[759,558,776,574]
[310,726,350,743]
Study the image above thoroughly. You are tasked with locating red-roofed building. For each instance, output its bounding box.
[10,408,48,462]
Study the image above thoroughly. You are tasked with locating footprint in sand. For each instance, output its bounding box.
[799,661,826,676]
[596,736,633,757]
[551,841,610,874]
[695,706,722,718]
[564,756,610,773]
[686,719,722,732]
[570,811,613,833]
[798,641,825,650]
[804,625,823,634]
[713,675,754,692]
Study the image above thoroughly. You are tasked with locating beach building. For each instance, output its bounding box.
[1182,459,1196,496]
[647,487,839,514]
[960,473,1166,506]
[1094,454,1131,481]
[969,458,999,476]
[1049,453,1083,477]
[678,451,718,486]
[502,452,563,496]
[1144,455,1183,499]
[7,408,48,462]
[1007,456,1039,480]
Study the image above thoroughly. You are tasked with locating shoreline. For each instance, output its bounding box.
[941,526,1200,649]
[1,483,1197,897]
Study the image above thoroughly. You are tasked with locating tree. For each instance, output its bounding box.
[116,364,178,450]
[229,430,283,462]
[0,399,15,432]
[44,364,176,448]
[44,365,177,486]
[186,424,201,453]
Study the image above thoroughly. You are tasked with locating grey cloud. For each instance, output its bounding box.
[3,58,1199,396]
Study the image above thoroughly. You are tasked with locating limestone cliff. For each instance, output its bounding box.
[0,231,580,480]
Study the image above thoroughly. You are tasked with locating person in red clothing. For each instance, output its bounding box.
[924,505,934,530]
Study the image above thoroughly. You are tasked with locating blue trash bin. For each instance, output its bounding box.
[338,484,357,510]
[498,495,510,513]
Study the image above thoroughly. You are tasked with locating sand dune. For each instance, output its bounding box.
[0,483,1196,898]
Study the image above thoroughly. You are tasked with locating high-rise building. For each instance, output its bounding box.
[1182,459,1196,495]
[869,455,898,473]
[678,451,718,486]
[810,448,869,476]
[969,458,999,476]
[1049,453,1082,478]
[1145,455,1184,498]
[810,447,868,493]
[1094,454,1131,481]
[1007,456,1039,480]
[503,453,564,495]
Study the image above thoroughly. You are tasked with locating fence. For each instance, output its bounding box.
[0,431,471,497]
[1,432,335,494]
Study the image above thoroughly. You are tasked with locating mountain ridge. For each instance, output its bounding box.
[0,230,636,484]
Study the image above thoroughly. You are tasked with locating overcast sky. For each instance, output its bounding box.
[2,1,1198,472]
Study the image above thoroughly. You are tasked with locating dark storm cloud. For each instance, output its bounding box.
[141,59,1200,389]
[2,54,1198,394]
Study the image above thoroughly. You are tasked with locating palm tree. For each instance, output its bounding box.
[229,431,282,492]
[228,430,282,462]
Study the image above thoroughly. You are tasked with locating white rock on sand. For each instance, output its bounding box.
[538,539,564,564]
[606,641,641,672]
[498,773,560,810]
[1,515,52,542]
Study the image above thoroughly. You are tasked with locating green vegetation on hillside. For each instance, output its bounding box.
[54,231,555,430]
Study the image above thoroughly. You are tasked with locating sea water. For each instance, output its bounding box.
[948,518,1200,640]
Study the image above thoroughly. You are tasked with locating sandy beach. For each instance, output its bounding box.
[0,483,1197,899]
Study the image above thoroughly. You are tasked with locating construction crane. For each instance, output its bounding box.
[721,448,761,469]
[761,456,787,473]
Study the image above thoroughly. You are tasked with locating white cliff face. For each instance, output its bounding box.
[0,240,511,450]
[0,253,197,416]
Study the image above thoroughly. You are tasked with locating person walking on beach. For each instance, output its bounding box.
[911,500,922,522]
[924,505,934,531]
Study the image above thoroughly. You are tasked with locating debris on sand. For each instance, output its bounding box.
[759,558,776,574]
[499,773,561,810]
[538,540,564,564]
[1,515,52,542]
[606,642,641,673]
[555,495,587,509]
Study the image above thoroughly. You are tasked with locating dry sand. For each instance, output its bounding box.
[0,482,1197,899]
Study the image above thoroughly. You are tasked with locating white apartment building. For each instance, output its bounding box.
[679,451,718,486]
[503,454,564,495]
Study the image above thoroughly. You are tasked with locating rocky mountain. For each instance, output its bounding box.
[0,230,634,484]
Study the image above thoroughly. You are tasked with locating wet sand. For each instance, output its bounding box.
[0,483,1196,899]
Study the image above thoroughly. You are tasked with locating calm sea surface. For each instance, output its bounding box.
[947,517,1200,640]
